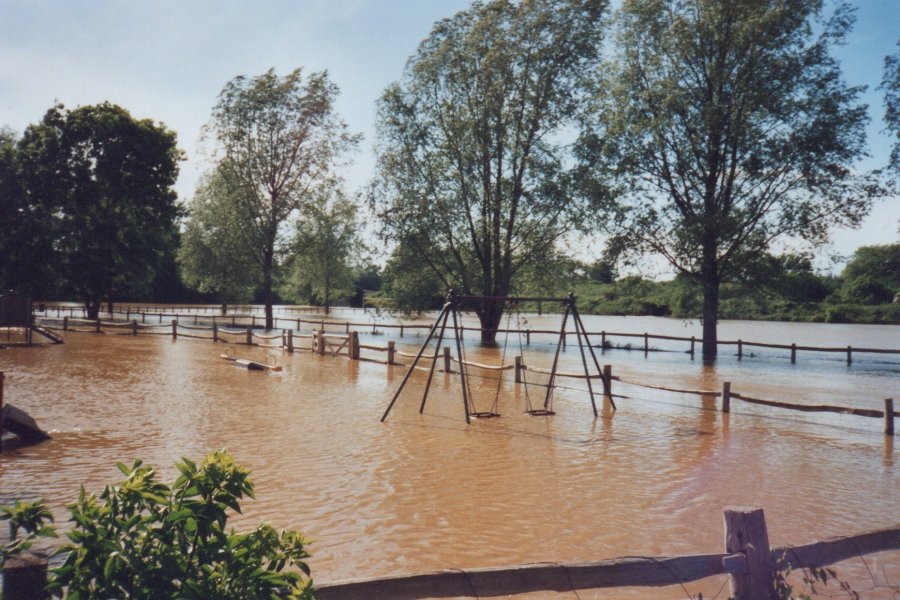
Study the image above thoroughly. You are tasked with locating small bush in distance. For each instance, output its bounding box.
[49,451,314,599]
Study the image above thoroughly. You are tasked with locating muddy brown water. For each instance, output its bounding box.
[1,312,898,598]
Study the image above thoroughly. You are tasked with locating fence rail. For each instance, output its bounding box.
[312,507,900,600]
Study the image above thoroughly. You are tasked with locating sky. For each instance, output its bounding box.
[1,0,897,273]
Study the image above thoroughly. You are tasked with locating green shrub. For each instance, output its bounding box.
[2,451,314,599]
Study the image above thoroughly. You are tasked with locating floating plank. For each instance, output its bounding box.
[2,403,52,444]
[219,354,282,372]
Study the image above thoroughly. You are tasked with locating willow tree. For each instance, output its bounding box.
[372,0,608,342]
[205,68,359,329]
[583,0,877,359]
[282,190,361,313]
[883,42,900,176]
[178,167,257,308]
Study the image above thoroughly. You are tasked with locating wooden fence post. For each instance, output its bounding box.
[131,320,137,336]
[286,329,293,353]
[690,336,695,357]
[387,341,395,365]
[526,328,531,345]
[212,323,218,343]
[643,332,649,356]
[847,346,852,366]
[602,364,612,398]
[400,324,404,337]
[95,319,101,333]
[791,343,796,364]
[724,507,774,600]
[515,356,522,383]
[317,331,326,355]
[601,331,606,351]
[246,327,253,345]
[737,339,743,360]
[443,347,452,373]
[350,331,359,360]
[2,551,49,599]
[722,382,731,413]
[63,316,68,331]
[172,320,177,340]
[886,398,894,436]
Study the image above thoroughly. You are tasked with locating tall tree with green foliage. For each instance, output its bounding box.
[178,167,258,307]
[372,0,608,342]
[204,68,360,329]
[883,41,900,177]
[0,127,62,297]
[17,103,181,318]
[582,0,878,358]
[282,190,360,313]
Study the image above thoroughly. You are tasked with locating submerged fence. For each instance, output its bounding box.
[32,304,900,365]
[31,315,897,436]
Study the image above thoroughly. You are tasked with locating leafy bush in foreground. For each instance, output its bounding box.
[2,451,314,599]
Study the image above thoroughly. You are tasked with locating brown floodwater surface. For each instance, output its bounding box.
[1,312,898,598]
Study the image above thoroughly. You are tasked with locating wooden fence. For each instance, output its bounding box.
[312,507,900,599]
[30,316,897,435]
[3,507,896,599]
[32,305,900,365]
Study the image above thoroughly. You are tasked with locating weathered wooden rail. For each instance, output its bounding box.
[311,507,900,600]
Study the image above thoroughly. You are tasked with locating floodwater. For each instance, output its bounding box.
[2,310,898,599]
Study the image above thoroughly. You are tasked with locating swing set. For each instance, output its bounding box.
[379,290,616,424]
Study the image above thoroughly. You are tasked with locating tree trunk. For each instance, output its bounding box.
[477,302,503,344]
[262,250,274,330]
[701,274,719,360]
[85,299,100,320]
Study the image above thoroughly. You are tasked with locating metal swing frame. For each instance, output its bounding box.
[380,290,614,424]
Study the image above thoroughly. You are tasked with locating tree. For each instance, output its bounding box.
[205,68,360,329]
[0,127,60,297]
[584,0,878,358]
[282,190,361,313]
[840,244,900,304]
[372,0,608,342]
[18,103,181,318]
[883,41,900,176]
[178,167,258,307]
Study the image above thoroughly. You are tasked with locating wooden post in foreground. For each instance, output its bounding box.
[131,320,137,336]
[212,323,218,343]
[95,319,101,333]
[724,507,774,600]
[515,356,523,383]
[886,398,895,436]
[443,347,452,373]
[387,341,396,364]
[245,327,252,345]
[722,382,731,413]
[63,316,68,331]
[2,551,49,599]
[602,364,612,399]
[286,329,293,353]
[171,320,177,340]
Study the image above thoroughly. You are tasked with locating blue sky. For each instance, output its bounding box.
[1,0,897,271]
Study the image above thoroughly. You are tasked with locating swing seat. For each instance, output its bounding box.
[524,408,555,416]
[469,411,501,419]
